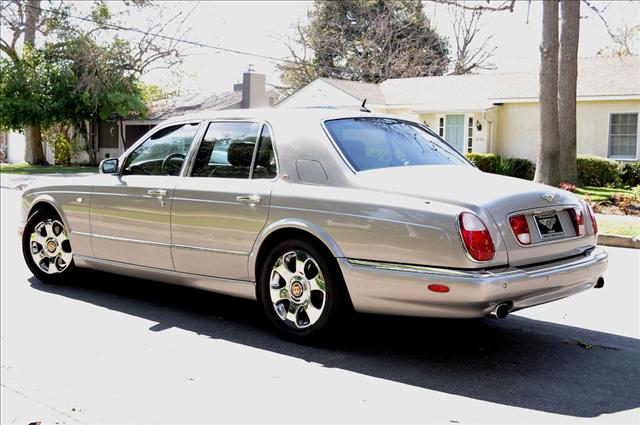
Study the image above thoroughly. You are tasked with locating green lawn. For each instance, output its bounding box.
[0,163,97,174]
[574,186,637,203]
[597,216,640,237]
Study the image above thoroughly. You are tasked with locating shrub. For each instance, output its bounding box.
[559,182,576,193]
[576,155,621,187]
[620,162,640,187]
[497,157,535,180]
[52,134,73,166]
[466,153,500,173]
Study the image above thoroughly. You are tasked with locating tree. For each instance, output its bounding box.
[448,6,496,75]
[0,0,191,164]
[278,0,449,94]
[533,0,561,185]
[558,0,580,184]
[0,0,67,164]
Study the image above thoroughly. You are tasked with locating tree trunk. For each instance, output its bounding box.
[24,124,47,165]
[558,0,580,184]
[534,0,561,186]
[23,0,47,165]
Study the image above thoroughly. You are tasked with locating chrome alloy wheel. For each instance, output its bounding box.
[29,219,72,274]
[269,250,326,329]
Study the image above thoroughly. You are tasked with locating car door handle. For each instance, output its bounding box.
[236,194,261,205]
[147,189,167,197]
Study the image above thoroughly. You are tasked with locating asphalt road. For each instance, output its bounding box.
[1,187,639,424]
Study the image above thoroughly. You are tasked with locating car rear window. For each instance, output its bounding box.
[324,118,468,171]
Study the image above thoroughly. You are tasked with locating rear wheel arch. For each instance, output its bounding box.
[253,226,353,309]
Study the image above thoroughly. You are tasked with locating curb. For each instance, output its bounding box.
[598,233,640,249]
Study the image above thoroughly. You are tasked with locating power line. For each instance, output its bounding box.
[18,2,358,76]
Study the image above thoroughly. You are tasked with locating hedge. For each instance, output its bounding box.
[466,153,535,180]
[467,153,639,187]
[576,155,621,187]
[620,161,640,187]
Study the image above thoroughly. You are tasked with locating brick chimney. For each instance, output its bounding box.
[241,71,268,108]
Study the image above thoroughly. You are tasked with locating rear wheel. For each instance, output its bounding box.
[258,239,348,341]
[22,209,76,283]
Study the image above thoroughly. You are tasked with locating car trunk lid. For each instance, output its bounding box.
[354,165,595,266]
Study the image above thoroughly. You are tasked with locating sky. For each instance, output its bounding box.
[7,1,640,95]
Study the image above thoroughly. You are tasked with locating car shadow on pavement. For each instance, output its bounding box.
[30,271,640,418]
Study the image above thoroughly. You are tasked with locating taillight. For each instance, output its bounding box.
[568,207,585,236]
[508,214,531,245]
[458,212,495,261]
[586,202,598,236]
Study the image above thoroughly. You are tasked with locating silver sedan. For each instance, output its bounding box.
[19,109,608,340]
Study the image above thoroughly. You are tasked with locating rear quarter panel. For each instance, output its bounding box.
[265,181,509,270]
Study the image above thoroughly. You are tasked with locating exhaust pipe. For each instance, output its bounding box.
[489,303,510,319]
[595,277,605,289]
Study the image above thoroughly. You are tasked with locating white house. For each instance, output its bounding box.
[277,56,640,162]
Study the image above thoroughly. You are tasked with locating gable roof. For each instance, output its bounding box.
[289,56,639,111]
[321,78,386,105]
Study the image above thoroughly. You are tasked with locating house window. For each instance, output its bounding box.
[467,117,473,153]
[609,113,638,159]
[439,117,444,137]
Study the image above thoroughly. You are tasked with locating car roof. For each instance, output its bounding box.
[158,107,406,126]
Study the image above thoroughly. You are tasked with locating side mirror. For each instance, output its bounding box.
[99,158,119,174]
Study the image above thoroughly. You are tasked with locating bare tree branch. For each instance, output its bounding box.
[448,5,496,75]
[432,0,516,13]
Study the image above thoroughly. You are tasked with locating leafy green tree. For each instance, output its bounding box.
[0,0,189,164]
[278,0,449,93]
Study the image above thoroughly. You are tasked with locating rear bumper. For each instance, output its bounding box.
[338,248,608,318]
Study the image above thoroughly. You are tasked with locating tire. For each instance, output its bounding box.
[22,209,76,283]
[257,238,349,341]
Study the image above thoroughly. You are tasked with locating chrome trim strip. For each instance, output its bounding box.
[346,259,498,278]
[70,231,91,237]
[347,248,605,279]
[74,255,255,285]
[172,197,244,206]
[30,191,92,196]
[171,244,249,256]
[90,233,249,256]
[91,233,170,247]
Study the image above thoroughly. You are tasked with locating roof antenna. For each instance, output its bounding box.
[360,98,371,113]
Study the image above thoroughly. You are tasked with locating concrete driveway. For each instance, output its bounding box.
[1,187,639,423]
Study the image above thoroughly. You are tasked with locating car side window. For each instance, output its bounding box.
[191,122,260,178]
[122,123,199,176]
[252,125,277,179]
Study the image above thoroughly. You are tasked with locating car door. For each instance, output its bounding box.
[171,121,278,280]
[90,121,201,269]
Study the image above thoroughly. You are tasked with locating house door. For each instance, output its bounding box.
[445,114,465,153]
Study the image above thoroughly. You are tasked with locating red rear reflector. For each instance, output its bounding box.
[428,284,450,293]
[458,212,495,261]
[568,207,585,236]
[508,214,531,245]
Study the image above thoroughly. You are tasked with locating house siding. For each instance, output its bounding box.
[495,99,640,161]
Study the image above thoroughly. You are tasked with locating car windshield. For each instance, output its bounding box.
[324,118,469,172]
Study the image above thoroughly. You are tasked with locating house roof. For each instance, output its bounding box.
[489,55,640,101]
[297,56,639,111]
[321,78,387,105]
[146,90,243,120]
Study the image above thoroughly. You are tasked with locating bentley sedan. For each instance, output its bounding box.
[20,109,608,340]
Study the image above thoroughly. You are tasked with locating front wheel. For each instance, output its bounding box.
[22,210,76,283]
[257,239,349,341]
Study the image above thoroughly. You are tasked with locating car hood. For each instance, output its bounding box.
[352,165,578,212]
